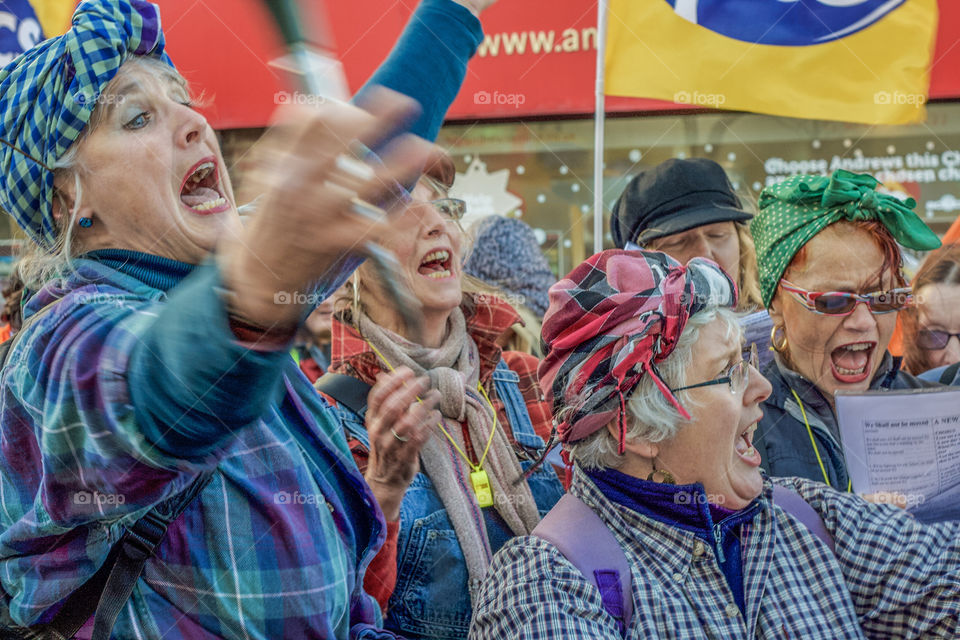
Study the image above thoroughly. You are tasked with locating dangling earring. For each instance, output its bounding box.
[770,324,788,353]
[351,275,361,321]
[77,217,93,228]
[646,459,675,484]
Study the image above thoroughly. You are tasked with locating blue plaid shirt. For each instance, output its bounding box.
[470,467,960,639]
[0,252,399,639]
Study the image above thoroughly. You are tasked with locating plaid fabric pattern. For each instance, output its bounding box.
[538,250,737,445]
[470,468,960,639]
[0,0,169,247]
[331,294,553,470]
[0,257,399,639]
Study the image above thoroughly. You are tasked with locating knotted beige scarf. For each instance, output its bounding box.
[358,308,541,602]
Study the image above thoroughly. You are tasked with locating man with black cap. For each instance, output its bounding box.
[611,157,773,367]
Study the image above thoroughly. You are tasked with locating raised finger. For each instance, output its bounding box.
[376,375,430,425]
[366,367,417,418]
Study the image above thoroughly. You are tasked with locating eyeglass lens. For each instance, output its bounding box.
[731,344,759,393]
[433,199,465,220]
[917,329,960,350]
[813,290,908,315]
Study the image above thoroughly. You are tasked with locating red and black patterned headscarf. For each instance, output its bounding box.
[538,250,737,453]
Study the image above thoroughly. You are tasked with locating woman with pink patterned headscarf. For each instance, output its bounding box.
[469,249,960,640]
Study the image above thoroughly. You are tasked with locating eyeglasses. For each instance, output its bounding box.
[916,329,960,350]
[670,343,759,395]
[431,198,467,221]
[779,279,912,316]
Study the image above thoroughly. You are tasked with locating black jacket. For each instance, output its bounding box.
[754,352,939,490]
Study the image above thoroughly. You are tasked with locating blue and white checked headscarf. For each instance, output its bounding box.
[0,0,171,247]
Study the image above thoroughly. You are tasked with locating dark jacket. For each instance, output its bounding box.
[754,352,940,490]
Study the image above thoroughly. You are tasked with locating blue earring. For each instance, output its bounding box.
[78,217,93,228]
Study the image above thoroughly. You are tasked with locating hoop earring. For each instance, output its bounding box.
[770,324,788,354]
[646,460,675,484]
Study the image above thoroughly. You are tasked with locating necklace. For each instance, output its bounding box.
[364,339,499,507]
[790,388,852,492]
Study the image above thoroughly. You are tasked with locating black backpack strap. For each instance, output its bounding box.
[315,373,372,419]
[26,471,214,640]
[939,361,960,385]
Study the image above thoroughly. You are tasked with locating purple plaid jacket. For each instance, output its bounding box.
[0,252,399,639]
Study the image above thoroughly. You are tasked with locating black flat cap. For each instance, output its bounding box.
[611,158,752,248]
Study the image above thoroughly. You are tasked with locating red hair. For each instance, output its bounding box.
[784,219,906,288]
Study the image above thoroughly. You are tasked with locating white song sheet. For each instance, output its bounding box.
[836,387,960,523]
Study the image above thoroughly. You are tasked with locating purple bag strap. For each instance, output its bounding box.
[772,485,835,553]
[532,493,633,636]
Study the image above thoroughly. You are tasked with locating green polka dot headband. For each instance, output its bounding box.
[752,170,941,308]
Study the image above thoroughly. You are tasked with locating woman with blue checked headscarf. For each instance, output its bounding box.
[0,0,489,637]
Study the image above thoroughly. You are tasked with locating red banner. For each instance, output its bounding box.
[157,0,960,129]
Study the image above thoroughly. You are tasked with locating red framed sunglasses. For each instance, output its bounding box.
[779,279,912,316]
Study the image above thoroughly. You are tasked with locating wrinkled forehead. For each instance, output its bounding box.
[91,58,187,122]
[413,175,448,202]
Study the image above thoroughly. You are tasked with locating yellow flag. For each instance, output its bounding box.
[31,0,76,38]
[605,0,939,125]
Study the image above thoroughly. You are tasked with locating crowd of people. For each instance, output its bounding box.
[0,0,958,639]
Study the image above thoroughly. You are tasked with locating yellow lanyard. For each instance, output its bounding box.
[790,388,853,492]
[364,339,499,506]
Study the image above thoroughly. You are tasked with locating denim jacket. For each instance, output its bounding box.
[333,360,565,640]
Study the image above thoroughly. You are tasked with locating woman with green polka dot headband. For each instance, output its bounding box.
[749,169,944,496]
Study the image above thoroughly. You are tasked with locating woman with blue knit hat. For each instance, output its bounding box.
[0,0,489,637]
[751,169,944,495]
[464,215,555,356]
[470,249,960,639]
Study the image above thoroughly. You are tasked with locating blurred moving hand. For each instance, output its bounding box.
[220,88,442,330]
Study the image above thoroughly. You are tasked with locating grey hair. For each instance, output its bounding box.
[16,149,85,291]
[16,56,190,291]
[566,306,741,471]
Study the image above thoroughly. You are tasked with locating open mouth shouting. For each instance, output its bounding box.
[735,421,761,466]
[418,249,454,280]
[830,341,875,384]
[180,157,229,214]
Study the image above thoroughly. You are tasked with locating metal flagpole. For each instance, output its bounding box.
[593,0,609,255]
